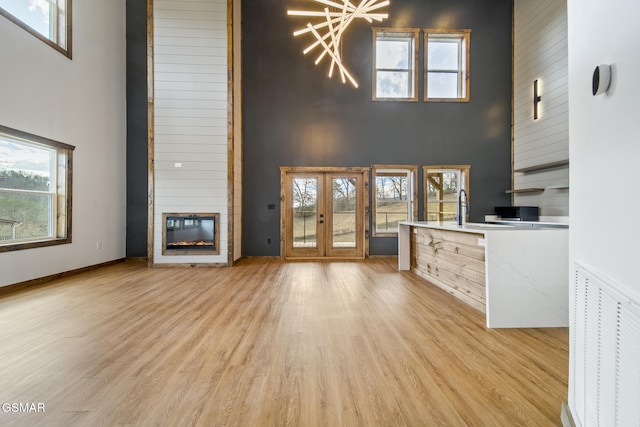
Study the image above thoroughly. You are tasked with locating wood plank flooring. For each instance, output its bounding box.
[0,258,568,426]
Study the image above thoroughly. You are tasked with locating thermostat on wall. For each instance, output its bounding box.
[592,64,612,96]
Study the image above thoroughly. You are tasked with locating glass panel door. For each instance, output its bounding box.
[325,173,363,258]
[292,177,319,248]
[285,173,324,258]
[283,169,365,259]
[330,177,356,248]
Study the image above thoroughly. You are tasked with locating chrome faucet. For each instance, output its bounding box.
[457,189,468,226]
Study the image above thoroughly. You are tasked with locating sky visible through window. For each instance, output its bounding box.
[0,0,50,38]
[428,41,459,70]
[0,138,51,178]
[376,40,408,69]
[376,38,412,98]
[427,37,462,98]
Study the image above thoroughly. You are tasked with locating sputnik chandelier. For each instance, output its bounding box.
[287,0,390,88]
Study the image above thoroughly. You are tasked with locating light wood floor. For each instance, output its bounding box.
[0,258,568,426]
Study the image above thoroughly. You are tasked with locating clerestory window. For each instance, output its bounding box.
[372,28,419,101]
[424,29,470,102]
[0,0,71,57]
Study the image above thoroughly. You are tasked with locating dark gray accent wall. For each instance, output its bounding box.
[126,0,148,257]
[242,0,513,256]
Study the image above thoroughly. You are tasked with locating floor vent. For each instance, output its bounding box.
[570,263,640,426]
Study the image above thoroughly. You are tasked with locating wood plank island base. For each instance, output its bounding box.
[398,221,569,328]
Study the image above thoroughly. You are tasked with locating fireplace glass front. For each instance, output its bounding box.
[162,213,219,255]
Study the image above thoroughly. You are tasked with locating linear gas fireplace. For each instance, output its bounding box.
[162,213,220,256]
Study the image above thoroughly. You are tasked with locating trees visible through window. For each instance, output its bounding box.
[0,125,74,251]
[372,28,419,101]
[331,178,357,248]
[424,29,470,101]
[292,177,318,248]
[372,165,417,235]
[0,0,71,57]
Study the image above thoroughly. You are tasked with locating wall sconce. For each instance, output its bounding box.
[287,0,389,88]
[533,79,541,120]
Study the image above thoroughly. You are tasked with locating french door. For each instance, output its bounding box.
[281,168,368,259]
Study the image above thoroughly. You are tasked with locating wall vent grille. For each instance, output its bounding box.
[570,263,640,426]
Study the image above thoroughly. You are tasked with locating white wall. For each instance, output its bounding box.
[568,0,640,314]
[153,0,229,264]
[0,2,127,287]
[568,0,640,424]
[513,0,569,216]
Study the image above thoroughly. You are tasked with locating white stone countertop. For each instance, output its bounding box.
[399,221,525,234]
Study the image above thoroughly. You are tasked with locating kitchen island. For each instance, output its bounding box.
[398,221,568,328]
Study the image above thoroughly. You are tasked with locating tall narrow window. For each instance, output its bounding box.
[372,28,419,101]
[372,165,418,236]
[424,29,470,102]
[424,165,470,222]
[0,125,74,252]
[0,0,71,57]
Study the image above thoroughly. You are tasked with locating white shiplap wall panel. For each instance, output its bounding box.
[154,168,228,179]
[155,36,226,47]
[154,27,226,39]
[155,98,227,108]
[516,142,568,158]
[155,149,227,160]
[155,81,227,92]
[154,0,225,10]
[155,46,228,57]
[156,55,226,66]
[156,197,229,206]
[155,89,226,101]
[155,109,227,120]
[154,0,228,264]
[155,117,228,128]
[514,0,569,216]
[154,140,228,152]
[155,180,227,190]
[156,72,226,82]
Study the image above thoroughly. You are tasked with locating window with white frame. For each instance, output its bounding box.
[372,165,418,235]
[372,28,419,101]
[0,125,74,251]
[424,29,470,102]
[424,165,470,222]
[0,0,71,57]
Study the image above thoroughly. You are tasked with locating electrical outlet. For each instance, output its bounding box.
[96,241,103,250]
[267,238,272,244]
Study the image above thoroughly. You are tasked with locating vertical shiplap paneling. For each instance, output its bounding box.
[153,0,228,264]
[513,0,568,216]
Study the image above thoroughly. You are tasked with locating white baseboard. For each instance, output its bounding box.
[561,402,577,427]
